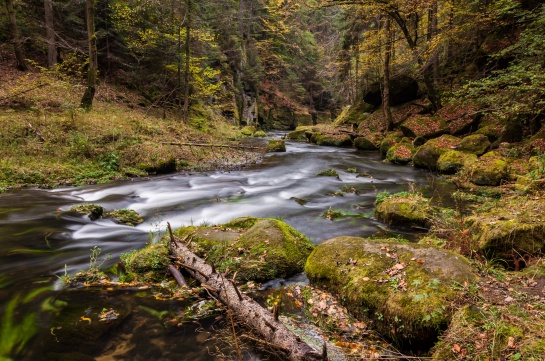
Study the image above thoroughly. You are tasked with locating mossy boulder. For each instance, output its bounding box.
[267,139,286,152]
[333,102,373,126]
[120,243,170,282]
[305,236,477,347]
[375,193,434,229]
[69,204,104,220]
[287,129,307,140]
[386,143,414,164]
[464,197,545,262]
[458,134,491,156]
[240,125,256,136]
[379,131,404,155]
[354,136,378,150]
[253,130,268,137]
[313,133,353,147]
[465,151,509,186]
[413,135,462,170]
[437,150,478,174]
[399,115,448,139]
[174,217,314,282]
[104,209,144,226]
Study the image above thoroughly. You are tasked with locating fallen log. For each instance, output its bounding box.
[167,223,325,361]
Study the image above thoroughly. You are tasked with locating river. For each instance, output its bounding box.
[0,133,451,360]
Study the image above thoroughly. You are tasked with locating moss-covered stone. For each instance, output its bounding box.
[375,193,434,229]
[437,150,478,174]
[333,102,373,126]
[69,204,104,220]
[464,152,509,186]
[413,135,462,170]
[464,197,545,262]
[174,217,314,282]
[240,125,256,136]
[267,139,286,152]
[120,243,170,283]
[253,130,268,137]
[314,133,353,147]
[104,209,144,226]
[458,134,491,156]
[305,237,477,347]
[379,131,404,155]
[287,129,307,140]
[399,115,448,139]
[386,143,414,164]
[354,136,378,150]
[316,168,339,177]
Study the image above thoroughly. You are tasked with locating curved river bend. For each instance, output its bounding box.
[0,133,451,360]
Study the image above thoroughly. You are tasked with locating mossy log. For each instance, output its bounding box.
[167,224,324,361]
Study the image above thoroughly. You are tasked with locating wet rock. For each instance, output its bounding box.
[354,136,378,150]
[69,204,104,220]
[413,135,462,170]
[312,133,353,147]
[437,150,477,174]
[465,151,509,186]
[375,193,434,229]
[458,134,491,155]
[267,139,286,152]
[305,236,477,347]
[104,209,144,226]
[464,197,545,262]
[386,143,414,164]
[174,217,314,282]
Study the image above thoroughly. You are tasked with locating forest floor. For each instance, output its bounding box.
[0,57,264,192]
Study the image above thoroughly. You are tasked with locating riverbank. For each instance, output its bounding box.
[0,65,264,192]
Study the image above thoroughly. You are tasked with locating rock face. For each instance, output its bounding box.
[464,197,545,263]
[375,193,434,229]
[363,75,419,107]
[413,135,462,170]
[437,150,478,174]
[465,151,509,186]
[458,134,491,155]
[305,236,477,347]
[175,217,314,282]
[267,139,286,152]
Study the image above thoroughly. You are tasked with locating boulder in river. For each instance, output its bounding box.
[305,236,477,348]
[175,217,314,282]
[267,139,286,152]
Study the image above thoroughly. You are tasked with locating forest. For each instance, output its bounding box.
[1,0,545,360]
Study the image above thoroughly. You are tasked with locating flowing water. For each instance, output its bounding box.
[0,133,453,360]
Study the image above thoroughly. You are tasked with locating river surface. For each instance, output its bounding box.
[0,133,452,360]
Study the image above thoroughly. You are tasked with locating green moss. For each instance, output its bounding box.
[267,139,286,152]
[315,134,353,147]
[69,204,104,220]
[386,143,414,164]
[120,242,170,283]
[104,209,144,226]
[375,193,434,229]
[305,237,476,347]
[437,150,477,174]
[413,135,462,170]
[174,217,314,282]
[240,125,256,136]
[459,134,491,156]
[253,130,268,137]
[287,129,307,140]
[354,136,377,150]
[464,153,509,186]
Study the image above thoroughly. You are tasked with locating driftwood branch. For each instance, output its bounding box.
[167,223,324,361]
[162,142,264,150]
[168,264,187,287]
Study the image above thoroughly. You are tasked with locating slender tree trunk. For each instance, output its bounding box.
[80,0,98,111]
[427,0,439,84]
[382,16,393,131]
[44,0,56,68]
[182,0,191,123]
[5,0,28,71]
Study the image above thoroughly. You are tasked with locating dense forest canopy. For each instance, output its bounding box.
[1,0,544,130]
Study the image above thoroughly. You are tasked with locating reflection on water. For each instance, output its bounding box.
[0,133,454,360]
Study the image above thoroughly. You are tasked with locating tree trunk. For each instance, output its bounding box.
[382,16,393,131]
[5,0,28,71]
[427,0,439,84]
[168,227,325,361]
[80,0,98,110]
[44,0,56,68]
[182,0,191,123]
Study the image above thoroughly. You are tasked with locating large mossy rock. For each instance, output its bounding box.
[399,115,448,139]
[174,217,314,282]
[305,237,477,347]
[334,102,374,126]
[312,133,353,147]
[437,150,478,174]
[354,136,378,150]
[386,143,414,164]
[120,243,171,283]
[379,131,404,155]
[241,125,256,136]
[413,135,462,170]
[363,75,419,107]
[458,134,491,156]
[464,197,545,262]
[267,139,286,152]
[465,151,509,186]
[375,193,434,229]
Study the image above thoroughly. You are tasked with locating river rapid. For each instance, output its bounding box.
[0,133,452,360]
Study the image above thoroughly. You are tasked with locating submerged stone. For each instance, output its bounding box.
[305,236,476,348]
[175,217,314,282]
